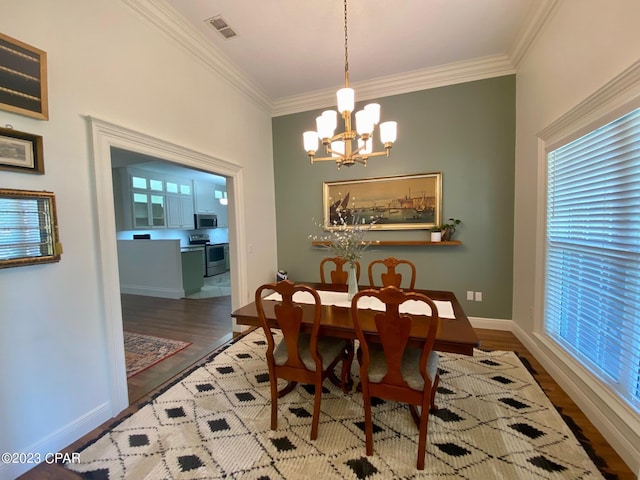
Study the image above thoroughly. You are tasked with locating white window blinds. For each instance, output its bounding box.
[545,106,640,411]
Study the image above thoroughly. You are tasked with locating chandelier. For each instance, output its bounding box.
[303,0,397,169]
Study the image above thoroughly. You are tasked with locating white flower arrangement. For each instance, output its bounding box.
[309,206,377,267]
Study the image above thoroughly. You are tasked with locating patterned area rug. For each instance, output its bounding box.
[68,330,604,479]
[124,331,191,378]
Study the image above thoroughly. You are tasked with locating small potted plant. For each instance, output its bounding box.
[429,226,442,242]
[440,218,461,241]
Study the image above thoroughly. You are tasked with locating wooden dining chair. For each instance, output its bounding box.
[255,279,349,440]
[367,257,416,289]
[320,257,360,285]
[351,285,441,470]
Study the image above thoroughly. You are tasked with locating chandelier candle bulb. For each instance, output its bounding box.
[380,121,398,145]
[337,87,355,113]
[355,109,374,135]
[364,103,381,124]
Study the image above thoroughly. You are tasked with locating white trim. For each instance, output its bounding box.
[469,316,513,332]
[121,0,272,114]
[509,0,559,68]
[512,325,640,474]
[123,0,557,118]
[87,116,249,417]
[119,285,184,299]
[0,402,112,479]
[539,59,640,150]
[532,58,640,475]
[272,55,516,117]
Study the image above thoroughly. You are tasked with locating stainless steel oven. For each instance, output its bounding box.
[189,233,229,277]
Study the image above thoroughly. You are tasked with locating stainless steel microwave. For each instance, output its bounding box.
[194,214,217,229]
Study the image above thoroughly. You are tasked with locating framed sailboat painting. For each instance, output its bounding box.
[322,172,442,231]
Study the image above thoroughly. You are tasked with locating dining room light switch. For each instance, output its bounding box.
[466,291,474,301]
[475,291,483,301]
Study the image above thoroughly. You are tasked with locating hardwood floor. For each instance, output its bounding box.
[121,293,233,403]
[18,327,635,479]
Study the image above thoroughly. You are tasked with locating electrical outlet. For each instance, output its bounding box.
[466,291,474,301]
[475,291,483,302]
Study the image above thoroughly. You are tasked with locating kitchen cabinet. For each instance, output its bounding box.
[133,192,165,228]
[181,250,204,295]
[166,194,194,229]
[194,180,216,213]
[113,166,195,231]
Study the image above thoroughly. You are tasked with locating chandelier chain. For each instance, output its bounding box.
[344,0,349,86]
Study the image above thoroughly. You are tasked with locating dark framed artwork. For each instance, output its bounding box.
[0,127,44,174]
[323,172,442,231]
[0,32,49,120]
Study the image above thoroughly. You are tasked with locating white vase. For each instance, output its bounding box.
[430,231,442,242]
[347,264,358,301]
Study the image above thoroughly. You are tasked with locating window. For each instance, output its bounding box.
[545,106,640,412]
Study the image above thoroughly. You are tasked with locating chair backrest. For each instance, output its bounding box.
[367,257,416,289]
[320,257,360,285]
[255,279,322,372]
[351,285,440,391]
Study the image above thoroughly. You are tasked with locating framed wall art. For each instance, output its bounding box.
[0,32,48,120]
[323,172,442,231]
[0,188,62,269]
[0,127,44,174]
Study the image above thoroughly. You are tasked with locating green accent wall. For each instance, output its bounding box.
[272,76,515,319]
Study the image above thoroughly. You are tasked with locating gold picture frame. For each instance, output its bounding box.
[0,32,49,120]
[323,172,442,231]
[0,188,62,269]
[0,127,44,174]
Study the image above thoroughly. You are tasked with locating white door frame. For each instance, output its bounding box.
[88,116,248,414]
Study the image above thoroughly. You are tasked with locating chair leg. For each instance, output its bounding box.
[362,385,374,456]
[277,380,297,398]
[341,341,355,392]
[417,398,430,470]
[408,404,420,427]
[429,374,440,412]
[310,381,322,440]
[270,379,278,430]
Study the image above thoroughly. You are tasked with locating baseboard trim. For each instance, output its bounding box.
[511,324,640,475]
[0,402,113,479]
[469,316,513,331]
[120,285,184,299]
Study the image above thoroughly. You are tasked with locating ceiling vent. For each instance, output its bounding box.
[206,15,237,39]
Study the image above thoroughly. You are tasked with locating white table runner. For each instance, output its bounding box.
[263,290,456,319]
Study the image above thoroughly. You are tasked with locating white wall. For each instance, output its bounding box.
[513,0,640,474]
[0,1,277,478]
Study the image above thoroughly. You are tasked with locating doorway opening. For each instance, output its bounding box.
[110,147,234,403]
[89,116,248,414]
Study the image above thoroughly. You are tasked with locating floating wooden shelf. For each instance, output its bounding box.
[311,240,462,247]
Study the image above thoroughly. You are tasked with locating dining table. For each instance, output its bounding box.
[232,282,480,356]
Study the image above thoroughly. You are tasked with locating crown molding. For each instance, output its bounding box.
[538,58,640,148]
[124,0,557,118]
[509,0,560,68]
[272,54,516,117]
[121,0,273,114]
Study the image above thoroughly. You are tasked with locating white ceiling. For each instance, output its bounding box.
[115,0,556,178]
[162,0,555,110]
